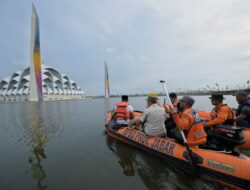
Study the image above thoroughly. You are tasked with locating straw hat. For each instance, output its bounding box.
[146,92,159,101]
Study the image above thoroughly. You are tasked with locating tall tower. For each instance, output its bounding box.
[104,62,110,98]
[29,4,43,101]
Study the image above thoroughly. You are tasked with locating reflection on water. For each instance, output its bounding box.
[28,103,48,190]
[106,135,135,176]
[106,133,229,190]
[0,96,247,190]
[103,98,113,113]
[106,135,179,189]
[28,147,47,190]
[106,135,178,189]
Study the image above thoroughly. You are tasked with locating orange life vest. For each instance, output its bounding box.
[186,111,207,146]
[115,102,130,120]
[215,104,234,125]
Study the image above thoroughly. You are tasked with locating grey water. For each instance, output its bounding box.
[0,96,246,190]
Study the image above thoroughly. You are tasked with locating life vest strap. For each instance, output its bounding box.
[186,110,207,146]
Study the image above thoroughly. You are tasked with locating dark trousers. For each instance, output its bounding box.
[165,119,183,143]
[237,120,250,128]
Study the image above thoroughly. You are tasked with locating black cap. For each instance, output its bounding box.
[209,94,225,100]
[122,95,128,101]
[234,91,248,97]
[180,96,195,106]
[169,93,177,98]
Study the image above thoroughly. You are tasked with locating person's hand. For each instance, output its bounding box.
[169,107,178,114]
[162,105,170,113]
[164,107,171,114]
[131,125,142,130]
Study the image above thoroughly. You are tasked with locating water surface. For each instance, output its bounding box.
[0,96,247,190]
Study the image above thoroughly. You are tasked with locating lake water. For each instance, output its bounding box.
[0,95,246,190]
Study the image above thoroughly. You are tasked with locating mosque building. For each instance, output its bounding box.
[0,5,85,102]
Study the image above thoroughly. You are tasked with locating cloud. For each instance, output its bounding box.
[105,48,115,53]
[99,34,107,41]
[0,0,250,95]
[11,59,27,68]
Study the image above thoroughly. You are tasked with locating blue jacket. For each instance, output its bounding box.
[236,98,250,128]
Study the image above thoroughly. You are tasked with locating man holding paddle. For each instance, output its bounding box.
[167,96,207,146]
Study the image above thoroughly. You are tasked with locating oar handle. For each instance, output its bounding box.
[160,80,174,108]
[159,80,199,176]
[160,80,187,144]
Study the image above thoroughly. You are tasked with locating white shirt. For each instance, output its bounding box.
[140,104,166,136]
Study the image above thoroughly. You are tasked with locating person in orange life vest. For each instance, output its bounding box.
[113,95,134,124]
[168,96,207,146]
[202,94,234,128]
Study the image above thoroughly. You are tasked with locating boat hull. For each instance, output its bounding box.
[106,112,250,189]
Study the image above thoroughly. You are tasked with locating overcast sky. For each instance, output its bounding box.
[0,0,250,96]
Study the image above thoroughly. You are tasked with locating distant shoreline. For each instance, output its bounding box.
[88,89,250,99]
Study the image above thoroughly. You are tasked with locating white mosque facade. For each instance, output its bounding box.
[0,65,85,102]
[0,5,85,102]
